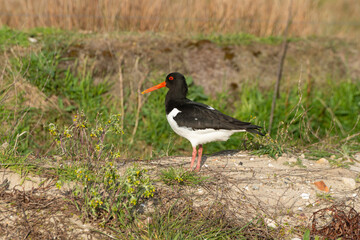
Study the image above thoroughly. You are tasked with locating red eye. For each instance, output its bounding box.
[169,76,174,80]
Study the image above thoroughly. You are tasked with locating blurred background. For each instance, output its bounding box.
[1,0,360,37]
[1,0,360,158]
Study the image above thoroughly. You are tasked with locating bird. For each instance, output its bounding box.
[142,72,264,172]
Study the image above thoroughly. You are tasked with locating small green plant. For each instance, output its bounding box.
[283,158,306,168]
[73,164,155,223]
[316,193,334,202]
[251,133,284,159]
[160,167,208,186]
[48,112,123,162]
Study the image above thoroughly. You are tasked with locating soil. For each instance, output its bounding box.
[1,151,360,239]
[2,33,360,238]
[60,34,360,97]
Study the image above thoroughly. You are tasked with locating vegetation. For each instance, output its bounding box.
[160,167,209,186]
[1,26,359,238]
[1,0,360,38]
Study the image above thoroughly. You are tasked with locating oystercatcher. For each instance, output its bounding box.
[142,72,264,172]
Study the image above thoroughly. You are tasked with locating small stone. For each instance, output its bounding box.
[264,218,277,228]
[252,185,259,190]
[297,207,303,211]
[289,157,297,163]
[300,154,305,159]
[330,155,336,159]
[349,166,360,172]
[354,153,360,161]
[277,156,287,162]
[342,177,356,189]
[238,161,243,165]
[301,193,310,200]
[268,163,274,167]
[250,157,255,161]
[316,158,329,165]
[353,193,357,198]
[28,37,38,43]
[203,164,208,168]
[198,189,204,194]
[291,238,302,240]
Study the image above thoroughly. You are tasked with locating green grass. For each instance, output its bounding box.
[138,203,252,239]
[0,26,70,50]
[2,27,360,239]
[2,27,360,160]
[160,167,209,186]
[194,32,300,45]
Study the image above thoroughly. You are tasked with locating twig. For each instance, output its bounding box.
[130,58,148,145]
[341,132,360,142]
[268,0,293,134]
[19,204,33,239]
[118,57,125,138]
[317,98,346,136]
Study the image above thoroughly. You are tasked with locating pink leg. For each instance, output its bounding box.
[195,145,203,172]
[190,146,197,170]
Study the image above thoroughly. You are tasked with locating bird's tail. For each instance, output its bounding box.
[246,127,265,136]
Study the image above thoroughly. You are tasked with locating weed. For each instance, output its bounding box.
[0,26,31,49]
[138,202,251,239]
[283,158,307,168]
[73,164,155,224]
[316,193,335,202]
[48,112,123,162]
[160,167,209,186]
[251,134,284,159]
[328,158,354,169]
[195,32,298,45]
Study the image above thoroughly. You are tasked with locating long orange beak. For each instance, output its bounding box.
[141,81,166,94]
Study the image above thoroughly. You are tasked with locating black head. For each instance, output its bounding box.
[165,72,188,98]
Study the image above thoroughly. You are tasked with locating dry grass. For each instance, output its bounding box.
[0,0,359,37]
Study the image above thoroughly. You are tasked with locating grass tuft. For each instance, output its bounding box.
[160,167,209,186]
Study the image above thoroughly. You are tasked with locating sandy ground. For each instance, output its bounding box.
[1,151,359,239]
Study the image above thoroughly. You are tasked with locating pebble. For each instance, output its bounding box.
[301,193,310,200]
[316,158,329,165]
[28,37,38,43]
[203,164,208,168]
[250,157,255,161]
[264,218,277,228]
[238,161,243,165]
[342,177,356,189]
[330,155,336,159]
[252,185,259,190]
[349,166,360,172]
[300,154,305,159]
[268,163,274,167]
[291,238,302,240]
[289,157,297,163]
[297,207,303,211]
[277,156,287,162]
[354,153,360,161]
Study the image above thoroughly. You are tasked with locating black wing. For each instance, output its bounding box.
[172,100,264,135]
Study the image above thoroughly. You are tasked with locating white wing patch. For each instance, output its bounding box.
[207,106,215,110]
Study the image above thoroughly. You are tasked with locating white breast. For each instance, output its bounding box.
[166,108,245,147]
